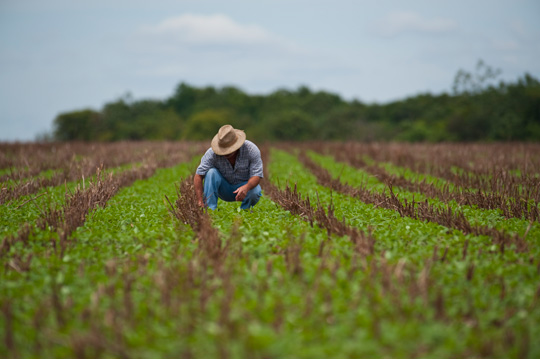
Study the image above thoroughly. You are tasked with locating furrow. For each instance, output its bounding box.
[298,150,529,252]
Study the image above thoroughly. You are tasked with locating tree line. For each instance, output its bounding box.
[52,62,540,142]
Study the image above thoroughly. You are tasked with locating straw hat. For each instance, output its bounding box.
[211,125,246,156]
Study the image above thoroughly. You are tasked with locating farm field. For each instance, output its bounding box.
[1,141,539,359]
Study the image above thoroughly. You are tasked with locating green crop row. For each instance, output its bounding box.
[3,153,358,358]
[308,151,540,244]
[1,147,539,359]
[1,168,60,185]
[268,149,540,357]
[0,162,147,239]
[1,159,199,357]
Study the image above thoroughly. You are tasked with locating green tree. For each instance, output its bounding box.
[182,109,234,140]
[265,110,314,141]
[136,109,184,140]
[53,109,100,141]
[167,82,198,118]
[50,70,540,143]
[100,99,131,141]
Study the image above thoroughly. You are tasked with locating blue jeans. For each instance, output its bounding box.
[203,168,262,210]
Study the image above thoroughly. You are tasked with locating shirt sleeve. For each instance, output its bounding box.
[248,142,264,178]
[196,148,216,176]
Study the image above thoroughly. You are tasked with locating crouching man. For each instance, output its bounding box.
[194,124,263,210]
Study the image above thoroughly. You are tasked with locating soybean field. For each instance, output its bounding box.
[1,141,539,359]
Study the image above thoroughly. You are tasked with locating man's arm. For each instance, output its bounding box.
[233,176,261,201]
[194,148,215,207]
[194,174,205,207]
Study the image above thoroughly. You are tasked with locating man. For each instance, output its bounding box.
[194,124,263,210]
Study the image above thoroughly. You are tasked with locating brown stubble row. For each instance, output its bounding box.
[1,144,534,358]
[1,142,146,180]
[296,150,529,253]
[159,146,531,358]
[1,166,155,267]
[0,142,88,176]
[304,142,540,222]
[259,146,375,257]
[27,236,527,358]
[161,151,449,358]
[322,142,540,197]
[0,142,201,205]
[320,142,540,177]
[167,146,376,261]
[255,147,456,342]
[166,176,253,358]
[1,142,201,266]
[361,160,539,223]
[0,142,201,177]
[6,229,444,358]
[167,176,228,267]
[4,242,528,358]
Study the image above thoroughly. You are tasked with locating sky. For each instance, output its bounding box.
[1,0,539,141]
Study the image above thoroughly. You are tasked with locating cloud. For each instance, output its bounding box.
[373,11,458,37]
[129,13,309,84]
[140,13,278,45]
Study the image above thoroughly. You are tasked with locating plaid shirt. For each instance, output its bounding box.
[196,140,264,185]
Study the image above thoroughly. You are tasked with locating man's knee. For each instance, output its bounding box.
[246,185,262,202]
[204,168,222,186]
[205,168,220,179]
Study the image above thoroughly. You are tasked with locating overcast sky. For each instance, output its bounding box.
[1,0,539,141]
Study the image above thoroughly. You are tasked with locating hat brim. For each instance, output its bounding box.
[211,129,246,156]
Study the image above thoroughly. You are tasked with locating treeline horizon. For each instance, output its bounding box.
[52,62,540,142]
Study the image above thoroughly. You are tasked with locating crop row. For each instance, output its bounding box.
[164,147,539,357]
[300,142,540,222]
[0,143,204,258]
[176,147,540,357]
[0,142,203,176]
[298,150,532,253]
[0,142,203,205]
[312,142,540,203]
[1,143,539,358]
[313,142,540,177]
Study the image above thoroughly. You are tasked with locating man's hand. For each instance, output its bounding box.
[233,184,249,202]
[234,176,261,202]
[194,174,205,208]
